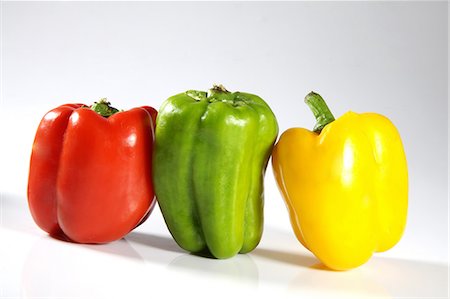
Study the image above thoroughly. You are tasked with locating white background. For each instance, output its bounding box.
[1,1,448,298]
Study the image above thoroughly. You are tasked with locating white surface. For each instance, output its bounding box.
[1,2,448,298]
[1,194,448,299]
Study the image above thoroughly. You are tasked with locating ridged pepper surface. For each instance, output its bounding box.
[272,92,408,270]
[28,100,157,243]
[153,85,278,258]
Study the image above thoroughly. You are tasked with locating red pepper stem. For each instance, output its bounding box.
[91,98,120,118]
[304,91,335,133]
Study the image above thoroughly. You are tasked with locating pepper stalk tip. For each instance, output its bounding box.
[304,91,335,133]
[91,98,120,118]
[211,84,229,93]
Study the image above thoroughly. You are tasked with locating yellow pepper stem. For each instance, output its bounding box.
[304,91,335,133]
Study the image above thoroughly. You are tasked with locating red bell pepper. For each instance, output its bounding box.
[27,100,157,243]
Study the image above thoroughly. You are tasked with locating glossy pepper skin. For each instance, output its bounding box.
[28,100,157,243]
[153,85,278,259]
[272,92,408,270]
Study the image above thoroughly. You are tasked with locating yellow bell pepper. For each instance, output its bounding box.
[272,92,408,270]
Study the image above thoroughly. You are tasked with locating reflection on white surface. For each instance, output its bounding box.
[169,252,259,287]
[1,193,448,298]
[368,257,448,298]
[21,237,148,299]
[288,264,389,298]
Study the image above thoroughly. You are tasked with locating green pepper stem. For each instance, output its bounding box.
[211,84,229,93]
[91,98,120,118]
[304,91,335,133]
[208,84,233,101]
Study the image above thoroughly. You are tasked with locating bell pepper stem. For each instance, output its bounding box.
[304,91,335,133]
[91,98,120,118]
[208,84,233,102]
[211,84,229,93]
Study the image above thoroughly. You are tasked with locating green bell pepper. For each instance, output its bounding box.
[153,85,278,259]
